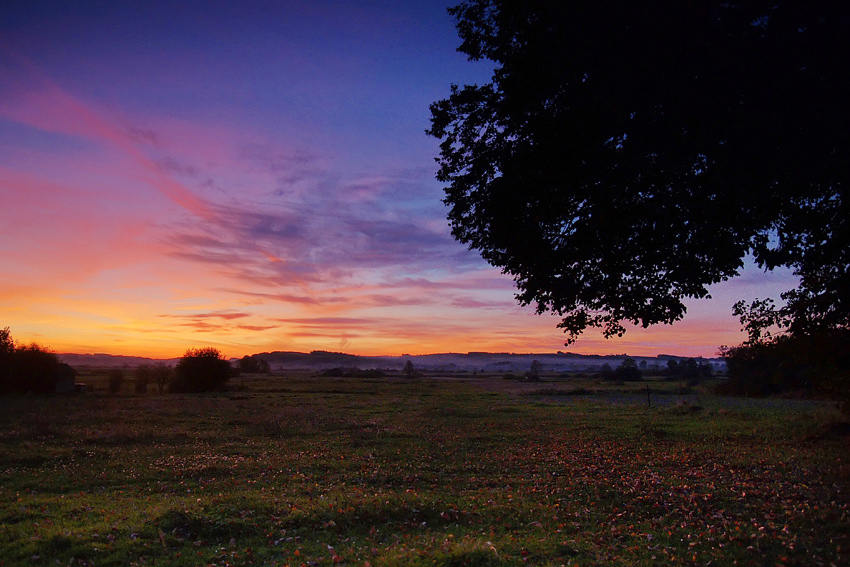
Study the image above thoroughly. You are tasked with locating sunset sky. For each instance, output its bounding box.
[0,1,796,359]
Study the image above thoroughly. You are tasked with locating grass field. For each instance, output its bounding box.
[1,373,847,566]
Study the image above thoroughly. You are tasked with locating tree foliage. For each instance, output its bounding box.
[0,327,13,393]
[154,364,172,394]
[428,1,849,343]
[173,347,230,393]
[720,302,850,404]
[0,327,61,395]
[134,365,149,394]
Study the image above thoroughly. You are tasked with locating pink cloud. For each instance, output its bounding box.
[0,61,214,220]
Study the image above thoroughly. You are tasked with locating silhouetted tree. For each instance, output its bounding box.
[134,365,152,394]
[429,1,849,343]
[0,327,13,394]
[172,347,230,393]
[679,359,700,380]
[10,343,60,394]
[153,363,171,394]
[665,360,679,379]
[525,359,542,381]
[613,358,641,382]
[402,360,416,379]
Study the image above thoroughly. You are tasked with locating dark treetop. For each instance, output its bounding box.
[428,0,848,343]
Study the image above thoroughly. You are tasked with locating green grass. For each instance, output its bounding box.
[0,373,847,566]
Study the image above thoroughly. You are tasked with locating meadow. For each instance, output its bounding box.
[0,372,847,566]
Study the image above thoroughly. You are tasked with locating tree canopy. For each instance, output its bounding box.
[173,347,231,393]
[428,0,848,343]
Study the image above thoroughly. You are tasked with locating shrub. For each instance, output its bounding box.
[172,347,230,393]
[153,364,171,394]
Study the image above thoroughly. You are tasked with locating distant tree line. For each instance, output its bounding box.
[133,363,173,394]
[0,329,238,396]
[237,355,270,374]
[321,367,386,379]
[664,358,714,380]
[597,358,642,382]
[594,357,714,382]
[124,348,234,394]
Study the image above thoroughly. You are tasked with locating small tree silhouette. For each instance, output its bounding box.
[172,347,230,393]
[134,365,152,394]
[402,360,416,379]
[153,364,171,394]
[613,358,642,382]
[525,359,543,381]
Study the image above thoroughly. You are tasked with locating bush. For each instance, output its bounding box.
[172,348,230,393]
[134,364,172,394]
[153,364,172,394]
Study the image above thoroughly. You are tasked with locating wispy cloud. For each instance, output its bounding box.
[0,59,215,220]
[159,311,252,320]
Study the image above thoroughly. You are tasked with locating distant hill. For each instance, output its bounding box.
[58,350,725,373]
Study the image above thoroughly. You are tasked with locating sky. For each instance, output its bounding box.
[0,0,797,359]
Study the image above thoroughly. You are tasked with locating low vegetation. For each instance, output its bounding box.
[0,372,847,566]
